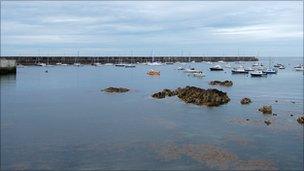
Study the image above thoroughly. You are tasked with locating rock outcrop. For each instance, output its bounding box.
[209,80,233,87]
[297,116,304,125]
[258,105,272,114]
[152,86,230,107]
[102,87,129,93]
[240,97,252,105]
[152,89,177,99]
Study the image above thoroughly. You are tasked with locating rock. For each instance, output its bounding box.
[290,114,293,117]
[291,101,295,104]
[152,86,230,107]
[176,86,230,107]
[102,87,129,93]
[246,119,250,121]
[273,113,277,116]
[264,120,271,126]
[209,80,233,87]
[297,116,304,125]
[152,89,178,99]
[258,105,272,114]
[240,97,252,105]
[147,69,160,76]
[275,100,278,103]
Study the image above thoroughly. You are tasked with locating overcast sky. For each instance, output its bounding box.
[1,1,303,57]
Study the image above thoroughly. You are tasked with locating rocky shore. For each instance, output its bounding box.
[152,86,230,107]
[240,97,252,105]
[258,105,272,114]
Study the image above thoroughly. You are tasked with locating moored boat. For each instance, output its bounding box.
[263,68,277,74]
[115,63,125,67]
[231,66,248,74]
[125,64,136,68]
[245,67,254,72]
[250,70,264,77]
[210,65,223,71]
[184,68,202,73]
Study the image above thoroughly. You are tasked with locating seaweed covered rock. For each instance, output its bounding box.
[152,89,177,99]
[209,80,233,87]
[177,86,230,107]
[297,116,304,125]
[258,105,272,114]
[240,97,252,105]
[102,87,129,93]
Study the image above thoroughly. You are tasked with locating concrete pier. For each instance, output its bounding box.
[1,56,258,65]
[0,58,16,75]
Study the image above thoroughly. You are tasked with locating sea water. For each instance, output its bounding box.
[1,57,303,170]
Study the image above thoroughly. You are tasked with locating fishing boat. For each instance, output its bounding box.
[124,64,136,68]
[147,69,160,76]
[250,70,264,77]
[184,68,202,73]
[263,68,278,74]
[209,65,223,71]
[231,66,248,74]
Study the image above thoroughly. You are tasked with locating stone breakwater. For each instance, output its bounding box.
[1,56,258,65]
[0,58,16,75]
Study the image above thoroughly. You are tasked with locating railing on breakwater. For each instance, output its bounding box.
[0,56,258,65]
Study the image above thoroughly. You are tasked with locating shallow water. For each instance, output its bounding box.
[1,57,303,170]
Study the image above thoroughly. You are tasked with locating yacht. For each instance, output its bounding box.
[278,65,285,69]
[250,70,264,77]
[274,63,284,68]
[231,66,248,74]
[295,66,304,71]
[294,64,304,69]
[93,62,102,66]
[209,65,223,71]
[147,62,162,66]
[104,63,113,66]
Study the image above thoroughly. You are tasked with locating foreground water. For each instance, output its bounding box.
[1,57,303,170]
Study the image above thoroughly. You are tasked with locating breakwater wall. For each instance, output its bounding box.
[1,56,258,65]
[0,58,17,75]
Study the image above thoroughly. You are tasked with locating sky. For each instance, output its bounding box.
[1,1,303,57]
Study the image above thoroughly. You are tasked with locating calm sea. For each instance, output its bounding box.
[1,57,303,170]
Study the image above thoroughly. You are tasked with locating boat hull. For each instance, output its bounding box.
[210,68,223,71]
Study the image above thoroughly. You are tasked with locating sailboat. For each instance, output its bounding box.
[263,57,277,74]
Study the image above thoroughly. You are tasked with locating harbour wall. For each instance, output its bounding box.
[0,58,17,75]
[1,56,258,65]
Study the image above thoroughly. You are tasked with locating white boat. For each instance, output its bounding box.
[252,62,259,67]
[295,66,304,71]
[192,72,205,77]
[93,62,102,66]
[218,60,224,63]
[263,68,277,74]
[177,67,185,70]
[231,66,248,74]
[147,62,162,66]
[56,62,62,65]
[74,63,81,66]
[278,65,285,69]
[210,65,223,71]
[124,64,136,68]
[184,68,202,73]
[61,63,68,66]
[250,70,264,77]
[206,61,213,64]
[37,62,46,67]
[191,61,196,63]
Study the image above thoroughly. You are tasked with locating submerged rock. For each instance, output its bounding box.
[152,86,230,106]
[258,105,272,114]
[240,97,252,105]
[297,116,304,125]
[102,87,129,93]
[209,80,233,87]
